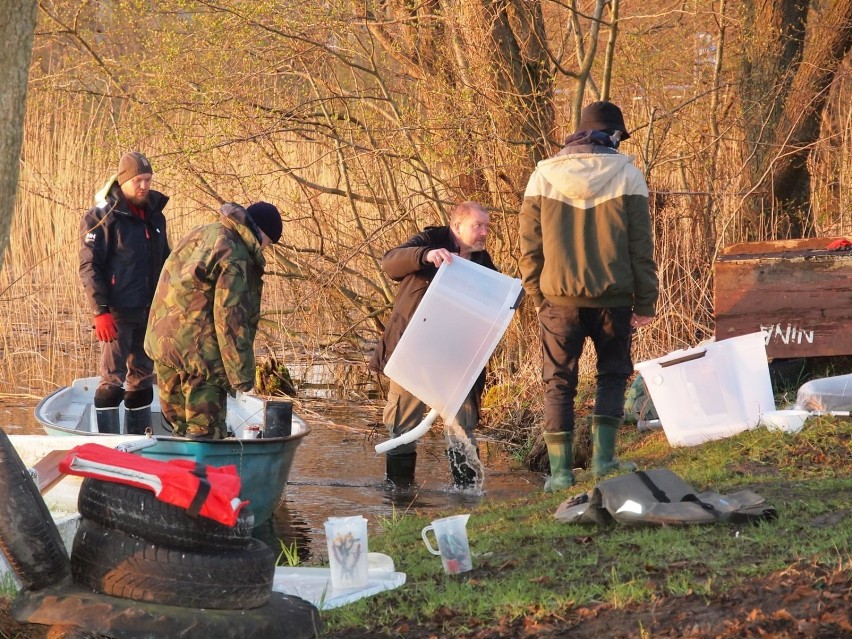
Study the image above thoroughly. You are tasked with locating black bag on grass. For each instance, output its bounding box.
[554,468,776,526]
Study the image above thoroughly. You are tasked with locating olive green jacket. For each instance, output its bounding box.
[519,146,658,316]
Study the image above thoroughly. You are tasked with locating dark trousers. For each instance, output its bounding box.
[97,308,153,396]
[538,303,634,434]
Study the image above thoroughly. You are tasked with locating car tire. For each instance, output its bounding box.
[70,518,274,610]
[0,428,71,590]
[77,477,254,551]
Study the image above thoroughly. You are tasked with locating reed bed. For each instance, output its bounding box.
[3,84,851,458]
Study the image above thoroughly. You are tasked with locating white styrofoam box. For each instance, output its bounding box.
[384,257,523,424]
[273,552,406,610]
[634,331,775,446]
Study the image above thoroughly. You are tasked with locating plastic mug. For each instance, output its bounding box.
[421,514,472,574]
[325,516,369,590]
[240,424,262,440]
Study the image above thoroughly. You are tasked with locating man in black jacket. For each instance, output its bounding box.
[369,201,495,488]
[79,151,170,434]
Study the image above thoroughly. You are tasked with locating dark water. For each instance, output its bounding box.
[265,362,544,561]
[1,396,543,562]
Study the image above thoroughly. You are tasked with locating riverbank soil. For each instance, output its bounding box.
[464,562,851,639]
[2,560,849,638]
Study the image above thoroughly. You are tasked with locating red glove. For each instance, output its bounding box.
[826,238,852,251]
[93,313,118,342]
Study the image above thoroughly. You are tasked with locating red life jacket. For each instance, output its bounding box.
[60,443,247,527]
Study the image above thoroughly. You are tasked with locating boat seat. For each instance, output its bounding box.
[77,404,96,434]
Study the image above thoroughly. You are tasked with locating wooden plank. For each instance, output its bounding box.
[719,238,835,257]
[714,244,852,358]
[31,449,73,494]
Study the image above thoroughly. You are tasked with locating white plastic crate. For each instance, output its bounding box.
[635,331,775,446]
[384,257,523,424]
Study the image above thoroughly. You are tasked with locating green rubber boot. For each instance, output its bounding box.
[543,431,575,492]
[590,415,638,478]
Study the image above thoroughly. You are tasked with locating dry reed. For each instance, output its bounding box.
[3,82,851,458]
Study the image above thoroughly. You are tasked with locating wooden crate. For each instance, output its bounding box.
[714,239,852,358]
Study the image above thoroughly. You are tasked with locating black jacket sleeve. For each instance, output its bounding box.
[79,205,112,315]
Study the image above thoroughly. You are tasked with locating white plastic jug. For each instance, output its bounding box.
[325,516,369,590]
[421,514,472,574]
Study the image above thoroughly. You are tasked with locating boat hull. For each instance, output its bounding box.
[32,377,308,524]
[138,436,303,524]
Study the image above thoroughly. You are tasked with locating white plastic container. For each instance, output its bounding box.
[421,513,473,574]
[325,516,369,591]
[759,409,810,433]
[634,331,775,446]
[384,257,523,425]
[795,373,852,412]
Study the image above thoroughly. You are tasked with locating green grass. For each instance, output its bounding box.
[318,416,852,635]
[0,573,19,597]
[276,539,301,567]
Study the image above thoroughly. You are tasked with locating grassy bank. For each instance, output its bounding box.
[318,417,851,638]
[0,413,848,637]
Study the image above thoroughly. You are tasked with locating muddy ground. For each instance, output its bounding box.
[2,561,849,638]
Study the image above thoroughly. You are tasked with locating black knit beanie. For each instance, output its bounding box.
[578,102,631,139]
[246,202,283,244]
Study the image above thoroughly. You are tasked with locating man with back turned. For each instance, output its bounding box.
[519,101,658,492]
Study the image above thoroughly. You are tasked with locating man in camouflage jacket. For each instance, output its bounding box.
[145,201,282,439]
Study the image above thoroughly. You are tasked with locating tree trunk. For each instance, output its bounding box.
[768,0,852,237]
[738,0,852,239]
[0,0,38,272]
[365,0,556,206]
[476,0,556,202]
[737,0,806,237]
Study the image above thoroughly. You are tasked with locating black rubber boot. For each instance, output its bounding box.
[446,447,478,489]
[385,452,416,488]
[123,388,154,435]
[95,408,120,434]
[94,385,124,434]
[124,406,152,435]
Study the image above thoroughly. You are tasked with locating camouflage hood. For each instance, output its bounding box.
[219,202,267,270]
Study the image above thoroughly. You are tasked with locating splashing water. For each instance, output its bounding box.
[444,419,485,494]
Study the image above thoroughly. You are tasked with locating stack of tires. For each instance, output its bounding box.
[0,429,71,592]
[71,477,277,610]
